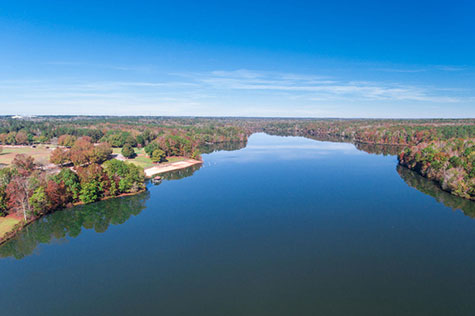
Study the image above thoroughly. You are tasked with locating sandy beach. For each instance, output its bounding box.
[144,159,202,178]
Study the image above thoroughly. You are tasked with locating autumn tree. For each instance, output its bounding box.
[91,142,112,164]
[12,154,36,176]
[70,137,94,166]
[44,180,69,210]
[15,131,29,145]
[6,174,37,220]
[58,135,77,147]
[50,148,71,166]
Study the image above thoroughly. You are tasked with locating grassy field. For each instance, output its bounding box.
[166,156,187,163]
[0,146,187,169]
[0,145,54,166]
[113,147,155,168]
[113,147,186,169]
[0,217,22,240]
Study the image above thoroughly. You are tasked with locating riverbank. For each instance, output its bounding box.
[398,139,475,201]
[0,189,147,246]
[144,159,202,178]
[0,156,202,245]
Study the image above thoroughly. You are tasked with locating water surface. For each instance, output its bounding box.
[1,133,475,315]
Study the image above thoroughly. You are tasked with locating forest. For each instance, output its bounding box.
[398,139,475,200]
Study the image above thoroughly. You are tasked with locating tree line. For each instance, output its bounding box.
[0,147,145,220]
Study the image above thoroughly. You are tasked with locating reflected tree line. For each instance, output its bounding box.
[266,131,405,156]
[0,144,236,260]
[397,165,475,218]
[159,164,203,181]
[199,141,248,155]
[0,191,150,259]
[354,142,405,156]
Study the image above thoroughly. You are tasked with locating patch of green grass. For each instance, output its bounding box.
[128,155,155,169]
[0,217,22,240]
[166,156,187,163]
[112,147,186,169]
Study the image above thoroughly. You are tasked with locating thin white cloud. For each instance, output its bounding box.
[192,69,464,103]
[435,65,467,72]
[0,68,473,117]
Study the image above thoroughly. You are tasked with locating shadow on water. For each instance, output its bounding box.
[0,191,150,260]
[397,165,475,218]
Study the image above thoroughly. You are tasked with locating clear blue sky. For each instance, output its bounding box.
[1,0,474,118]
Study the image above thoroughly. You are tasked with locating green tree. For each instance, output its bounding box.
[151,149,166,163]
[103,159,145,194]
[79,181,101,204]
[51,168,81,201]
[144,142,160,156]
[121,144,135,159]
[29,186,48,216]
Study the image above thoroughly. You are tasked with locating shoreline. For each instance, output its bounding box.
[0,189,147,246]
[0,157,203,246]
[398,163,475,201]
[144,159,202,178]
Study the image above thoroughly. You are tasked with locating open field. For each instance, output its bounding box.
[0,216,22,240]
[112,147,187,169]
[0,145,54,166]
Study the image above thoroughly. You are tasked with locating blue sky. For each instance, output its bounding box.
[1,0,474,118]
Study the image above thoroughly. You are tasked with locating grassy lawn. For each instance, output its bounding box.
[0,217,22,240]
[128,155,156,169]
[166,156,187,163]
[113,147,188,169]
[115,148,155,168]
[0,145,54,166]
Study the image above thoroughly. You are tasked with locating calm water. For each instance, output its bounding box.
[1,133,475,315]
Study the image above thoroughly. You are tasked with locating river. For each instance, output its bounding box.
[1,133,475,315]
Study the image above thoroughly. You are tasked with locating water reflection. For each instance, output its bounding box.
[159,163,202,181]
[0,164,205,260]
[267,132,404,156]
[397,165,475,218]
[355,142,404,156]
[0,191,150,260]
[199,141,248,155]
